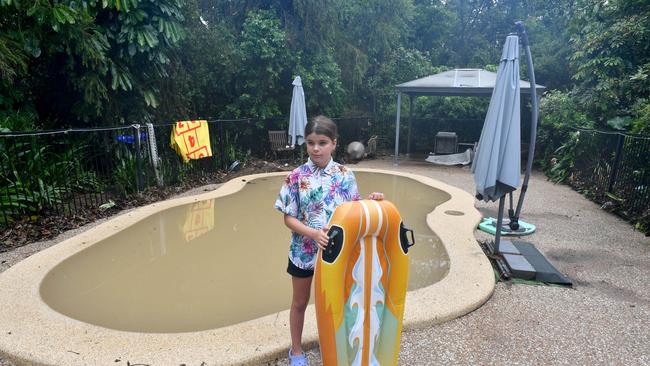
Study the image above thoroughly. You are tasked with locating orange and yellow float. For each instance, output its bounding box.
[315,199,414,365]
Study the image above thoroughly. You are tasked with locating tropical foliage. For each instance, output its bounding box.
[1,0,587,129]
[0,0,185,128]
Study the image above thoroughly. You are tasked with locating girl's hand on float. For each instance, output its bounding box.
[367,192,384,200]
[312,227,330,250]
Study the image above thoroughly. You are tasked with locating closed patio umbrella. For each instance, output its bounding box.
[288,76,308,148]
[471,34,521,253]
[472,34,521,202]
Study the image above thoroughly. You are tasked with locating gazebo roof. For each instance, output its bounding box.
[395,68,545,96]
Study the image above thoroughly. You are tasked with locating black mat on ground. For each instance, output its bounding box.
[511,240,572,286]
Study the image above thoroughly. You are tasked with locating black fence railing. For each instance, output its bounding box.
[569,128,650,222]
[1,126,135,227]
[0,117,375,227]
[4,117,647,233]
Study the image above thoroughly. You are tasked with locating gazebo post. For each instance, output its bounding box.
[393,92,402,166]
[407,95,413,157]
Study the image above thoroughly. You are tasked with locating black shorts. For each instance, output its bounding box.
[287,258,314,278]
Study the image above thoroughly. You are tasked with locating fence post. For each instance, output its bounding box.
[218,121,226,170]
[607,133,625,193]
[145,123,163,187]
[132,124,144,192]
[0,142,12,225]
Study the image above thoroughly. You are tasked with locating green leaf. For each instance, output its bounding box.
[99,200,116,209]
[605,192,624,202]
[120,73,132,90]
[607,116,632,130]
[137,32,145,47]
[143,29,157,48]
[128,43,136,56]
[143,90,158,108]
[26,2,39,16]
[110,65,119,90]
[52,7,64,23]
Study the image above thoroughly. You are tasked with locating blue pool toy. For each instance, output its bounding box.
[116,132,148,144]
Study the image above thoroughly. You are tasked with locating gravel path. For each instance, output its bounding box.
[2,158,649,365]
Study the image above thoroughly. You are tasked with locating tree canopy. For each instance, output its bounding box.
[0,0,648,134]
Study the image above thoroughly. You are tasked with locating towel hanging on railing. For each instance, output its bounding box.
[170,120,213,162]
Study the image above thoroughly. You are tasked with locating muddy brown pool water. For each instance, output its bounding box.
[40,172,451,333]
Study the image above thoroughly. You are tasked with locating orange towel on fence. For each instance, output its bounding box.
[170,120,213,162]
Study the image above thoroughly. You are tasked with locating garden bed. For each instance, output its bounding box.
[0,158,292,250]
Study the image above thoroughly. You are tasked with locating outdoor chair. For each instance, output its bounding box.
[268,130,295,160]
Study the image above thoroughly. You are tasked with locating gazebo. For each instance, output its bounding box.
[392,68,545,164]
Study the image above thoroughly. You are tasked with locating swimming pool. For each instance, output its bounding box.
[0,168,494,365]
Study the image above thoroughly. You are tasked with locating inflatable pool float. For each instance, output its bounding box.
[314,199,414,365]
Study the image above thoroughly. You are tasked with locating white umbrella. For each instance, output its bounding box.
[472,35,521,202]
[288,76,308,148]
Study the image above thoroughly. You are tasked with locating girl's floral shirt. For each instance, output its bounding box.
[274,158,361,270]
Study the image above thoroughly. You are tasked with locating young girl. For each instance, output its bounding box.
[274,115,383,365]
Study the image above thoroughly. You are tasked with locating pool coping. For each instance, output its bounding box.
[0,168,494,365]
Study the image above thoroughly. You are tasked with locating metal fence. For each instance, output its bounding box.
[570,128,650,220]
[4,117,647,230]
[0,117,374,227]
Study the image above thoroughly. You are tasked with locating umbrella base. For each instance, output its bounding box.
[495,240,572,286]
[479,217,536,236]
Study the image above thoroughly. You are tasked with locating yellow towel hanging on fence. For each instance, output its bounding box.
[170,120,213,162]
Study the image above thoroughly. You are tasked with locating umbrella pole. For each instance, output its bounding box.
[508,191,515,219]
[407,96,413,157]
[394,92,402,166]
[513,21,539,226]
[494,196,506,254]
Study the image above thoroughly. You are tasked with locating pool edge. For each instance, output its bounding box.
[0,169,494,365]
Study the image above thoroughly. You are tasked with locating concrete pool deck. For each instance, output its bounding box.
[265,157,650,365]
[0,167,493,365]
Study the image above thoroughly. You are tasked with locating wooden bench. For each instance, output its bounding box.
[268,130,295,160]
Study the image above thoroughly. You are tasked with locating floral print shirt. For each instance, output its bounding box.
[274,158,361,270]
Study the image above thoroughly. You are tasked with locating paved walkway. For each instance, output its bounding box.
[2,157,649,365]
[269,157,650,365]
